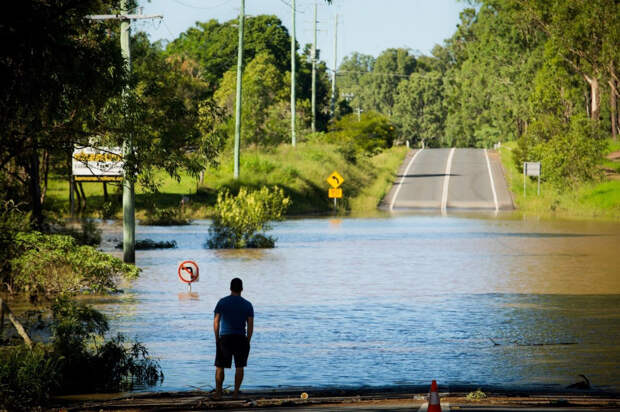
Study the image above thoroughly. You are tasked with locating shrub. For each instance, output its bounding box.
[326,111,396,156]
[207,186,290,249]
[9,232,140,299]
[0,201,30,289]
[514,114,605,191]
[50,298,163,393]
[0,344,61,410]
[52,218,102,246]
[141,205,191,226]
[466,389,487,401]
[0,299,163,409]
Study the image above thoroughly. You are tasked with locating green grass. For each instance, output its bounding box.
[46,142,409,218]
[498,140,620,220]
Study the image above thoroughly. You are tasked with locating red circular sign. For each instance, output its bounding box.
[178,261,199,283]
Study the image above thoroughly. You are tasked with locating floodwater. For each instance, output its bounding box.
[94,214,620,393]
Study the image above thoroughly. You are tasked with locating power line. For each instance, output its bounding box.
[171,0,230,10]
[334,69,412,78]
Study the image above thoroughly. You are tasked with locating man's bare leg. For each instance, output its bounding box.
[233,367,244,398]
[215,367,225,399]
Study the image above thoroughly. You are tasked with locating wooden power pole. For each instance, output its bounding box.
[86,1,162,263]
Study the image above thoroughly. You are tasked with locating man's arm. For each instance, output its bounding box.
[214,313,221,343]
[246,316,253,343]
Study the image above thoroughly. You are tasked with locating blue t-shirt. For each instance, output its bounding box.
[214,295,254,336]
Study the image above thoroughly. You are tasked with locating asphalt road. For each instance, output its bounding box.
[387,148,513,211]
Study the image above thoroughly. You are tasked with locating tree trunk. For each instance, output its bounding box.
[40,150,50,205]
[73,180,82,212]
[78,182,87,209]
[585,75,601,121]
[610,78,618,141]
[0,298,33,348]
[103,182,109,202]
[27,145,43,229]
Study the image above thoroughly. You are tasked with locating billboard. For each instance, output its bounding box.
[72,147,123,182]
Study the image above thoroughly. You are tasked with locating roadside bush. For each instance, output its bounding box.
[207,186,290,249]
[141,204,191,226]
[9,232,140,299]
[0,201,30,289]
[0,344,60,410]
[51,218,102,246]
[50,298,163,393]
[326,111,396,156]
[514,114,605,190]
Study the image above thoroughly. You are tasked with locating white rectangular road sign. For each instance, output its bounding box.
[524,162,541,177]
[72,147,123,178]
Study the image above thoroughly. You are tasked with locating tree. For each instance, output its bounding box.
[363,48,417,117]
[394,71,445,147]
[337,52,375,113]
[521,0,620,122]
[214,52,287,146]
[0,0,127,227]
[166,15,292,90]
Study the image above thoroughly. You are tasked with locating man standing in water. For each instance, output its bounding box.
[214,277,254,399]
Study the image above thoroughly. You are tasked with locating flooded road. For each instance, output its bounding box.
[94,214,620,393]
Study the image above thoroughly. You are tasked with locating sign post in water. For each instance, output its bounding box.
[178,260,199,293]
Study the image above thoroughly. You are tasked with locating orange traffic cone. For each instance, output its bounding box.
[428,380,442,412]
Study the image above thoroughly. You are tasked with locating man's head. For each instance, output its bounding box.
[230,277,243,294]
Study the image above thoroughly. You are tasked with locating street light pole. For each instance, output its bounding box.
[291,0,297,146]
[234,0,245,179]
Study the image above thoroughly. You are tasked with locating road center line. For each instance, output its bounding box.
[389,148,424,211]
[440,148,456,214]
[484,148,499,212]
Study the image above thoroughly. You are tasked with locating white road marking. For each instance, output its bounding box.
[417,401,450,412]
[389,148,424,211]
[484,148,499,213]
[440,148,456,215]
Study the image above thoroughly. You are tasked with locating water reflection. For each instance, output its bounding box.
[94,216,620,392]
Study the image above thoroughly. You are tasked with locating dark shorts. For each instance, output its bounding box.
[215,334,250,368]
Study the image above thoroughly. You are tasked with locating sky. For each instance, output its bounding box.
[136,0,469,70]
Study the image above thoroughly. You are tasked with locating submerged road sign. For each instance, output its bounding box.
[178,260,199,284]
[327,171,344,188]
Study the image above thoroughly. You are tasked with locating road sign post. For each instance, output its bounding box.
[523,162,541,197]
[327,171,344,209]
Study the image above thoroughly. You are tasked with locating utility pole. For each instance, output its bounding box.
[86,1,162,264]
[330,14,338,118]
[311,2,317,133]
[291,0,296,146]
[234,0,245,179]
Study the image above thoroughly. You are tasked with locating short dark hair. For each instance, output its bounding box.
[230,277,243,293]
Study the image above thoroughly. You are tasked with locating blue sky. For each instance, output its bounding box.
[136,0,469,70]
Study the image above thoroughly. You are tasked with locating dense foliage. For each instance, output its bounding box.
[207,187,290,248]
[9,232,139,299]
[336,0,619,190]
[0,299,163,409]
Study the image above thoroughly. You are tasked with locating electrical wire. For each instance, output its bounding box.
[171,0,230,10]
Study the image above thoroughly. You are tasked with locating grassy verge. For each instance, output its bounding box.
[498,140,620,220]
[46,142,408,219]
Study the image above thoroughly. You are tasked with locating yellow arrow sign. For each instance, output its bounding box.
[327,171,344,188]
